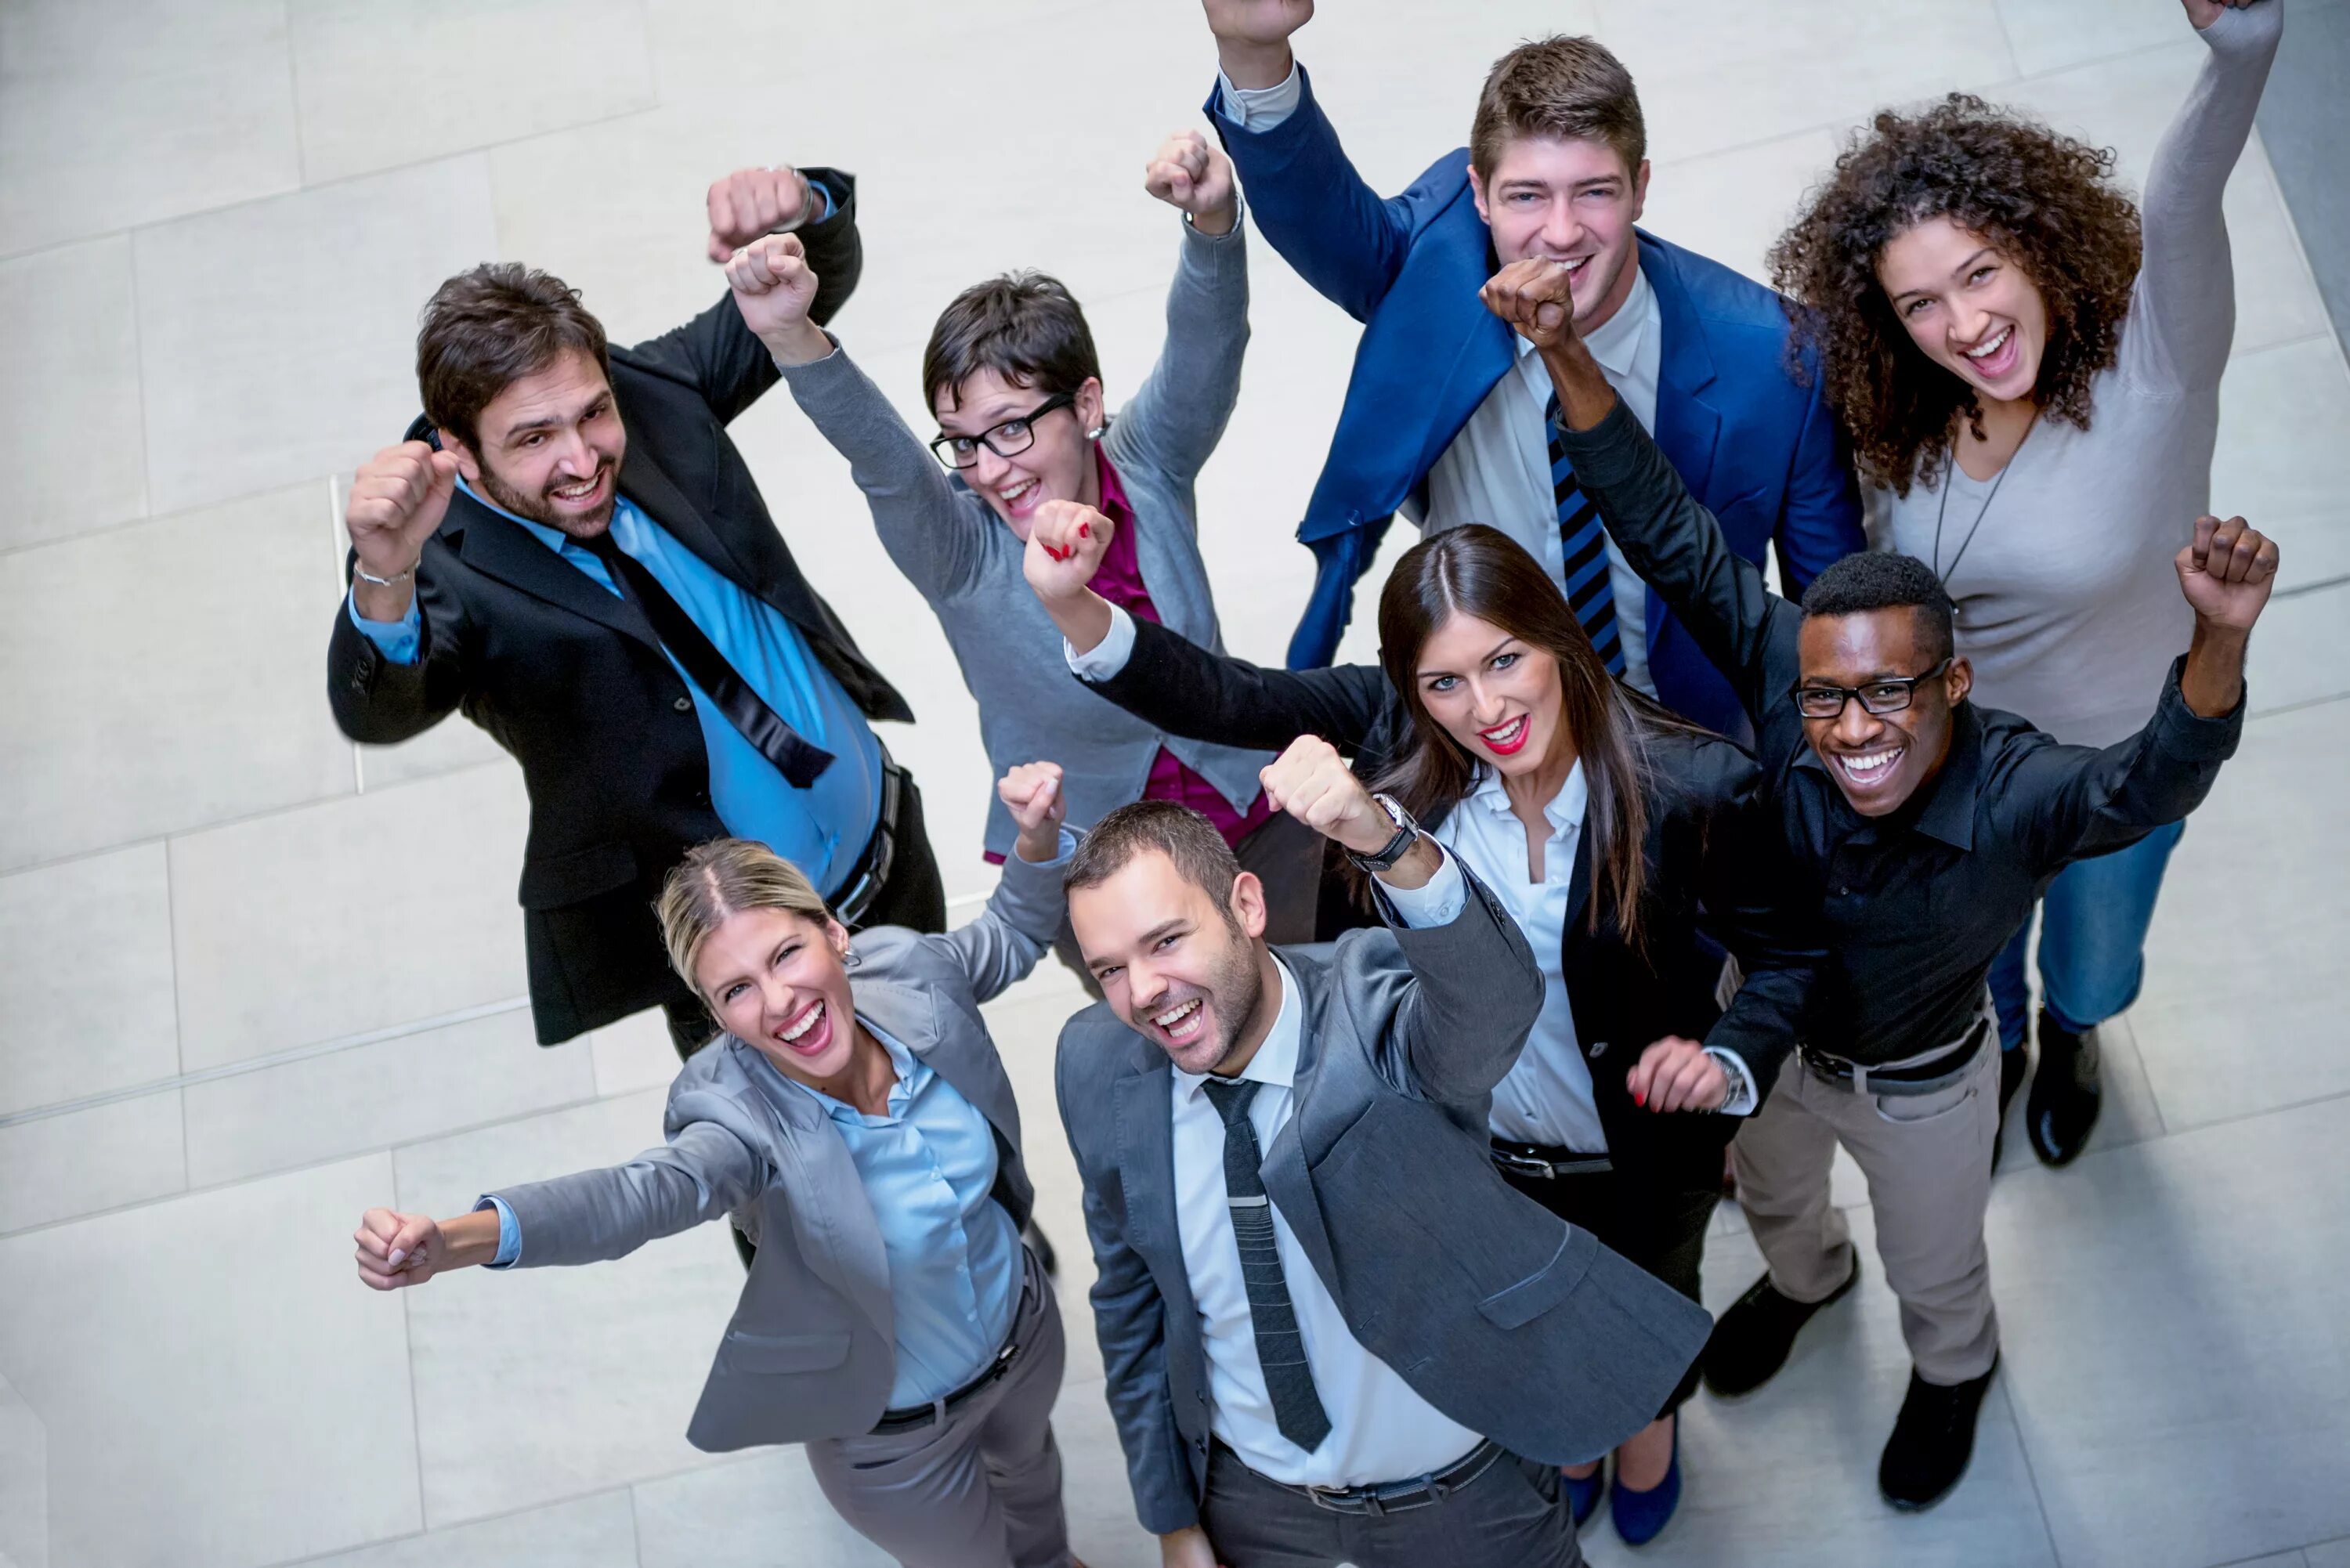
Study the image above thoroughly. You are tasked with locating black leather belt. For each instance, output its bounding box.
[828,750,908,928]
[869,1339,1018,1436]
[1488,1139,1614,1180]
[1220,1437,1507,1516]
[1800,1014,1990,1097]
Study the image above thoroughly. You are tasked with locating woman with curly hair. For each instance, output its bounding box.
[1768,0,2281,1168]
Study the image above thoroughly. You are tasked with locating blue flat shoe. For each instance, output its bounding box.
[1562,1461,1606,1527]
[1610,1423,1682,1546]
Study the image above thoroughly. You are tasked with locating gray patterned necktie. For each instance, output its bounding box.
[1200,1076,1332,1454]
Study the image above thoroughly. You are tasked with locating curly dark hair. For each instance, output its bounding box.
[1768,93,2142,495]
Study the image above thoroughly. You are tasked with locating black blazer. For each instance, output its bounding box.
[327,172,908,1046]
[1081,616,1818,1194]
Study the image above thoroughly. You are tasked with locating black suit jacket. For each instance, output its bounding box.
[1081,616,1818,1194]
[327,171,908,1045]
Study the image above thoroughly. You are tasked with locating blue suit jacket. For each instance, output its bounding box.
[1208,70,1862,737]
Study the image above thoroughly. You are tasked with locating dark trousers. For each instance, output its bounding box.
[660,769,947,1061]
[1497,1162,1716,1416]
[1201,1443,1583,1568]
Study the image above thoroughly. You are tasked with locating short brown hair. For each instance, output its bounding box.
[1470,34,1646,181]
[656,838,831,998]
[418,262,610,451]
[1065,801,1244,924]
[920,271,1101,415]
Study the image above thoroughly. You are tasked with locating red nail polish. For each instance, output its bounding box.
[1079,522,1090,538]
[1634,1089,1646,1107]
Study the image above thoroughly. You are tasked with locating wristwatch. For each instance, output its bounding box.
[1347,793,1422,875]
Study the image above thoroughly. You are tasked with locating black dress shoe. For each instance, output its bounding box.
[1992,1044,2029,1174]
[2027,1008,2102,1167]
[1701,1246,1860,1397]
[1878,1357,1998,1510]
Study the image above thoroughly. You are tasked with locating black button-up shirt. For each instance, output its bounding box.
[1561,399,2244,1078]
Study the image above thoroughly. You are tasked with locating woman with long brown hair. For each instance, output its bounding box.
[1025,511,1816,1545]
[1769,0,2281,1165]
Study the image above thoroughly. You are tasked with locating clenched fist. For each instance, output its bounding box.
[345,439,458,616]
[1145,131,1239,237]
[2175,512,2278,632]
[999,761,1068,863]
[706,165,815,263]
[1627,1036,1731,1113]
[725,233,830,366]
[1024,499,1113,587]
[1259,735,1394,857]
[355,1207,454,1290]
[1480,257,1582,352]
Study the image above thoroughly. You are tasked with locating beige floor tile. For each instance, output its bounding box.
[392,1089,745,1525]
[0,1371,45,1568]
[291,1490,637,1568]
[0,237,146,551]
[0,482,356,873]
[134,155,498,518]
[591,1006,685,1099]
[168,764,530,1071]
[1997,0,2240,79]
[2308,1538,2350,1568]
[184,1005,594,1188]
[0,1152,421,1566]
[290,0,655,186]
[0,1092,184,1236]
[631,1449,891,1568]
[1646,128,1843,288]
[1987,1097,2350,1568]
[0,0,299,257]
[1052,1376,1166,1568]
[2214,336,2350,558]
[0,844,178,1115]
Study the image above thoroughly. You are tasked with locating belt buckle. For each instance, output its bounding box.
[1491,1148,1554,1180]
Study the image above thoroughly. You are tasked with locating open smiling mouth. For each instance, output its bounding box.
[772,998,830,1055]
[1479,714,1531,755]
[1152,997,1206,1044]
[1832,746,1905,789]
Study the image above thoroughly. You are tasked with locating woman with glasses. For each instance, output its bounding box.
[720,128,1321,985]
[1767,0,2281,1165]
[1025,511,1817,1544]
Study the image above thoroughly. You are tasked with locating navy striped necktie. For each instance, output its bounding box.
[1545,391,1628,677]
[1199,1076,1332,1454]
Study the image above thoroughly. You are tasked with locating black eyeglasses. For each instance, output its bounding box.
[1791,659,1952,721]
[927,392,1077,471]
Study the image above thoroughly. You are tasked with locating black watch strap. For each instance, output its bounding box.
[1347,796,1420,874]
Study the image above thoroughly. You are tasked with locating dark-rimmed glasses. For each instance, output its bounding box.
[928,392,1077,470]
[1791,659,1953,721]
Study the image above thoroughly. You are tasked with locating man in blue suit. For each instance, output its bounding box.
[1202,2,1863,739]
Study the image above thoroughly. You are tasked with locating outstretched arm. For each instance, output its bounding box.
[328,439,474,744]
[1114,132,1252,486]
[923,763,1074,1003]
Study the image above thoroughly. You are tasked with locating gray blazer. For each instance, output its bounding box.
[779,211,1272,858]
[1056,868,1716,1535]
[486,842,1067,1453]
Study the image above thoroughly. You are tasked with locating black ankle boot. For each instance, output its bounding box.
[1701,1247,1860,1397]
[2027,1008,2102,1167]
[1878,1357,1998,1510]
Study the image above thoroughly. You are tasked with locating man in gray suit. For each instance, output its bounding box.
[1057,737,1714,1568]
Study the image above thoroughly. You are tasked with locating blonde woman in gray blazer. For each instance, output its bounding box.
[355,763,1083,1568]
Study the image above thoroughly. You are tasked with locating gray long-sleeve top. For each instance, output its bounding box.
[779,214,1272,856]
[1871,1,2283,746]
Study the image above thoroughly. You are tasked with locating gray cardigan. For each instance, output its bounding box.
[781,213,1272,856]
[484,839,1066,1453]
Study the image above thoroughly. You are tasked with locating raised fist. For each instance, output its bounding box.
[1023,500,1113,594]
[724,233,825,359]
[1626,1036,1731,1114]
[1145,130,1239,236]
[1202,0,1314,47]
[1480,257,1582,351]
[2175,513,2279,632]
[346,439,458,582]
[999,761,1068,863]
[706,165,813,262]
[1259,735,1391,856]
[354,1207,452,1291]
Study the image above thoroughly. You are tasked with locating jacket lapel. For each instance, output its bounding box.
[1259,957,1340,1287]
[860,977,1024,1149]
[449,495,663,654]
[619,443,757,590]
[1642,233,1723,506]
[1113,1060,1195,1295]
[736,1045,896,1340]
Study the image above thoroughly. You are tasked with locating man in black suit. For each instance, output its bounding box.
[327,164,942,1063]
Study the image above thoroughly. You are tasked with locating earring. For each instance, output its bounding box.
[841,948,862,970]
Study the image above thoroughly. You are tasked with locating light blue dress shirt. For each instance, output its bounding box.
[479,1022,1021,1407]
[349,479,883,895]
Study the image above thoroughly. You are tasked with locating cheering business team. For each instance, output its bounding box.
[342,0,2287,1563]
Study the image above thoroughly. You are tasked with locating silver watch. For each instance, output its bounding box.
[1347,793,1422,875]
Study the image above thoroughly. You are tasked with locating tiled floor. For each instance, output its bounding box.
[1,2,2345,1566]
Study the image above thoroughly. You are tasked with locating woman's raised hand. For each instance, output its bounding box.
[1000,761,1068,863]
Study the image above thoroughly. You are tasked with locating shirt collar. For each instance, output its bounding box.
[1472,759,1589,839]
[1171,953,1300,1104]
[1094,443,1136,527]
[786,1022,920,1124]
[1513,261,1653,382]
[1794,703,1983,851]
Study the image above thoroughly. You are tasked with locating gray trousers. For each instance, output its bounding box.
[1732,1018,2003,1384]
[1199,1443,1585,1568]
[805,1247,1069,1568]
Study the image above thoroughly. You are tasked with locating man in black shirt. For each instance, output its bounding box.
[1485,258,2279,1512]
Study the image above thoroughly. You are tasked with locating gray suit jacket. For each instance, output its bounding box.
[1056,866,1715,1535]
[779,210,1273,858]
[486,841,1067,1453]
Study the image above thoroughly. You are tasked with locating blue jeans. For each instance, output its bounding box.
[1991,820,2186,1050]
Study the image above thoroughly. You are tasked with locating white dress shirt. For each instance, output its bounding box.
[1172,908,1482,1487]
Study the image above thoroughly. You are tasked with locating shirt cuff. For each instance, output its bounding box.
[348,590,422,666]
[1374,840,1466,929]
[1704,1047,1760,1117]
[1214,63,1303,129]
[1065,601,1137,681]
[475,1195,522,1268]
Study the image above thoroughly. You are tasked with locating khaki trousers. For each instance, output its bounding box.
[1730,1023,2002,1385]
